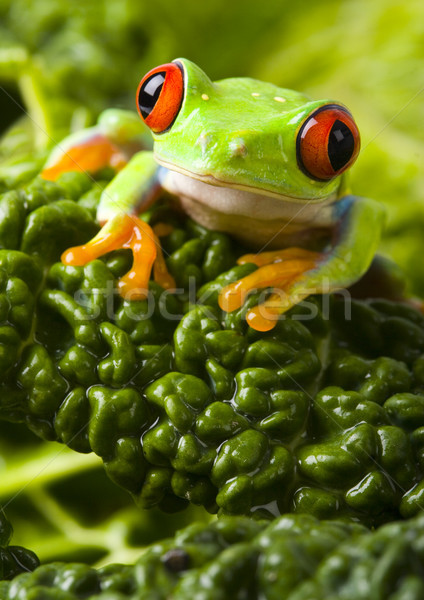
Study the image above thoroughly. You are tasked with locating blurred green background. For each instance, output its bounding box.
[0,0,423,566]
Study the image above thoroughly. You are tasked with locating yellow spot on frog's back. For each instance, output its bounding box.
[251,92,260,97]
[274,96,286,103]
[201,94,209,101]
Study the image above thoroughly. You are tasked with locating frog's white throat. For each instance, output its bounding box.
[160,167,337,249]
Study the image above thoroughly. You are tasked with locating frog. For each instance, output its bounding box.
[41,58,385,331]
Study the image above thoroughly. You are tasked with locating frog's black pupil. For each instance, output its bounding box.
[138,71,166,119]
[162,549,190,573]
[328,120,354,171]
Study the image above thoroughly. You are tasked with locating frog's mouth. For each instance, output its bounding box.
[158,161,337,237]
[159,165,336,249]
[155,157,339,206]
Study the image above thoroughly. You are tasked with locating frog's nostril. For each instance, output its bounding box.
[229,139,247,158]
[196,132,208,144]
[195,132,214,154]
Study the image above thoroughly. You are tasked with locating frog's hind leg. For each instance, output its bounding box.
[41,130,127,180]
[63,214,175,299]
[41,109,146,180]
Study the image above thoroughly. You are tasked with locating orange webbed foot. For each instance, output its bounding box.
[41,133,128,181]
[218,247,324,331]
[62,214,175,299]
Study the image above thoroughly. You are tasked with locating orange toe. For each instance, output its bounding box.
[237,247,322,267]
[218,259,316,313]
[61,213,175,300]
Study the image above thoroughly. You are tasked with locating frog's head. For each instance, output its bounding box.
[136,58,360,204]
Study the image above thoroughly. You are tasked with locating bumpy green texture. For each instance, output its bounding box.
[5,512,424,599]
[1,174,424,524]
[0,509,39,580]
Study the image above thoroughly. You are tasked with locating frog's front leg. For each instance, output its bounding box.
[41,110,175,297]
[219,195,385,331]
[61,151,175,297]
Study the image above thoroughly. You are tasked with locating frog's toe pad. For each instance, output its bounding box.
[245,290,309,332]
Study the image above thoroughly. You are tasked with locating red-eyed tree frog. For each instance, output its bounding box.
[41,58,385,331]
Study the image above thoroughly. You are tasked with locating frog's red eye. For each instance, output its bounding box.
[136,62,184,133]
[297,105,360,181]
